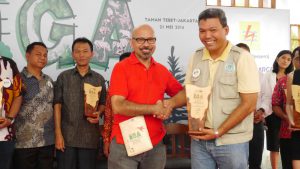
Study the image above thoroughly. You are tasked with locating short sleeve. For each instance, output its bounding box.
[12,70,22,97]
[165,71,183,97]
[109,63,128,97]
[53,73,63,105]
[237,51,260,93]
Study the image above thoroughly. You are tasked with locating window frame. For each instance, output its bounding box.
[206,0,276,8]
[291,24,300,50]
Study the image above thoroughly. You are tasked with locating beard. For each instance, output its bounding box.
[137,47,153,60]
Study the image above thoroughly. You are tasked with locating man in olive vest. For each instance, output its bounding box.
[185,8,260,169]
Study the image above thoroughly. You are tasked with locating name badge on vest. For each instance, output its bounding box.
[224,63,235,73]
[47,81,53,88]
[3,79,11,88]
[192,69,201,78]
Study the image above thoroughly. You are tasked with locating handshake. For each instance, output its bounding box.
[152,99,175,120]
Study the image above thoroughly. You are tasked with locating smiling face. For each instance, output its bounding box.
[72,42,93,68]
[277,53,292,70]
[26,45,48,70]
[198,18,229,57]
[130,24,156,61]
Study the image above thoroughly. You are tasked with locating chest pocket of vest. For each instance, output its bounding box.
[219,76,239,99]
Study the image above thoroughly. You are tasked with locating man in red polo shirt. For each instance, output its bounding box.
[108,24,186,169]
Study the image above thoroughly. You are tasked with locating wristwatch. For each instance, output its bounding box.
[214,129,219,139]
[6,116,15,124]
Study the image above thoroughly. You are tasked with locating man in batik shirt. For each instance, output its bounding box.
[14,42,55,169]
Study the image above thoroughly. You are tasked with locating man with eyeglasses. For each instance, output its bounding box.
[108,24,186,169]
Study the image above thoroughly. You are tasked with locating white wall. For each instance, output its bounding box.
[0,0,291,80]
[220,7,290,72]
[277,0,300,24]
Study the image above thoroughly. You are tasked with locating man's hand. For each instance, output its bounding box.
[153,100,173,120]
[87,111,100,124]
[254,109,264,123]
[0,117,12,129]
[152,100,166,119]
[189,128,216,140]
[289,124,300,131]
[286,104,295,126]
[161,99,174,119]
[55,132,65,152]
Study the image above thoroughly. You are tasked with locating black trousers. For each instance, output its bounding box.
[291,131,300,160]
[56,146,98,169]
[248,122,264,169]
[280,138,293,169]
[13,145,54,169]
[265,113,281,151]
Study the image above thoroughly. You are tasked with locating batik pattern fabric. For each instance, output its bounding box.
[272,75,291,138]
[102,90,113,144]
[14,68,54,148]
[0,56,22,141]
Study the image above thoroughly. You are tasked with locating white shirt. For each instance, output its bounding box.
[260,71,277,117]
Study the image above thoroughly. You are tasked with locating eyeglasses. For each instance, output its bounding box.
[132,37,156,44]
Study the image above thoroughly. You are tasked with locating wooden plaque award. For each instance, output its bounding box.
[185,84,211,134]
[292,70,300,128]
[84,83,102,118]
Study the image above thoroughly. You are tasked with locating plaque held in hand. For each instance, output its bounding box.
[185,84,211,135]
[292,85,300,128]
[84,83,102,118]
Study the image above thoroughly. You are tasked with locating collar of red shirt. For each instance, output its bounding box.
[128,52,157,66]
